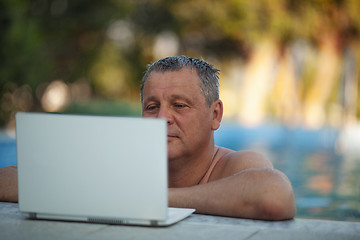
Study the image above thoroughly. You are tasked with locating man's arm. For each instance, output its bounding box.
[0,166,18,203]
[168,151,296,220]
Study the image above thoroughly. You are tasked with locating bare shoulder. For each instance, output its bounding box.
[209,147,273,182]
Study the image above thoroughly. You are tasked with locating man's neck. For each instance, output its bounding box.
[168,141,217,188]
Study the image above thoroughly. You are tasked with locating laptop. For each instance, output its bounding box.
[15,112,195,226]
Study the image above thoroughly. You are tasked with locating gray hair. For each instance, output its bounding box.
[140,56,220,106]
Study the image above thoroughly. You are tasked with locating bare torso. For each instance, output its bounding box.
[198,146,233,184]
[198,146,274,185]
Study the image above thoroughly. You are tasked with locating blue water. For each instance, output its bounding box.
[215,122,360,221]
[0,135,16,167]
[1,122,359,221]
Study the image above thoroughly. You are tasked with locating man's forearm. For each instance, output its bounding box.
[0,166,18,203]
[169,168,296,220]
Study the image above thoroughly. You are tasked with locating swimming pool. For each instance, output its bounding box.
[215,122,360,221]
[1,122,359,221]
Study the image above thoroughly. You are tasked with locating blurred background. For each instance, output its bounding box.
[0,0,359,221]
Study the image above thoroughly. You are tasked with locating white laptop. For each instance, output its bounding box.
[15,112,194,226]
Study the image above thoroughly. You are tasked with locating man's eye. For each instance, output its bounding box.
[175,104,186,109]
[146,105,158,111]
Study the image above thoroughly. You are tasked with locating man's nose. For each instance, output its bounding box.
[157,106,174,124]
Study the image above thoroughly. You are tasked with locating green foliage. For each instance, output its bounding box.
[1,0,360,126]
[63,100,141,117]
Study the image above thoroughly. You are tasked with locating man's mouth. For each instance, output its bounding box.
[167,134,178,141]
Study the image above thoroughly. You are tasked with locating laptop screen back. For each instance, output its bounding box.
[16,112,168,221]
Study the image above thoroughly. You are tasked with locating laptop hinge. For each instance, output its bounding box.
[150,220,159,226]
[29,212,37,219]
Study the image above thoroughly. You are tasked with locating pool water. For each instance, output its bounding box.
[1,122,359,221]
[215,122,360,221]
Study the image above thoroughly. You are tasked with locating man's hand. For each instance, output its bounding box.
[0,166,18,203]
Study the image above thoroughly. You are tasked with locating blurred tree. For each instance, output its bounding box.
[0,0,127,126]
[1,0,360,127]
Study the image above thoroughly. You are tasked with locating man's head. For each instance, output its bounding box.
[141,56,220,107]
[141,56,223,162]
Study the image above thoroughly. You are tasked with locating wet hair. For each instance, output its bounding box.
[140,56,220,106]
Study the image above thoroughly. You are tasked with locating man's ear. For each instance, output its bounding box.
[211,99,223,130]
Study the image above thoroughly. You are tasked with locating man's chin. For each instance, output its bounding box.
[167,140,189,160]
[167,147,184,162]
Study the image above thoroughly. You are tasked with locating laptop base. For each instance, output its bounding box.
[22,207,195,227]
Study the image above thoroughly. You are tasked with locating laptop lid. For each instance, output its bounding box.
[16,112,170,224]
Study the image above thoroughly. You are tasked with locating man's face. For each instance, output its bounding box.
[142,68,216,161]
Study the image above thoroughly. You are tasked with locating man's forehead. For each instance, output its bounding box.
[145,69,201,88]
[142,69,205,102]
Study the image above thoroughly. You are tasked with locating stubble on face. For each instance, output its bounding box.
[142,68,214,162]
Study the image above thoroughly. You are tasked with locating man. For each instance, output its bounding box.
[141,56,295,220]
[0,56,296,220]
